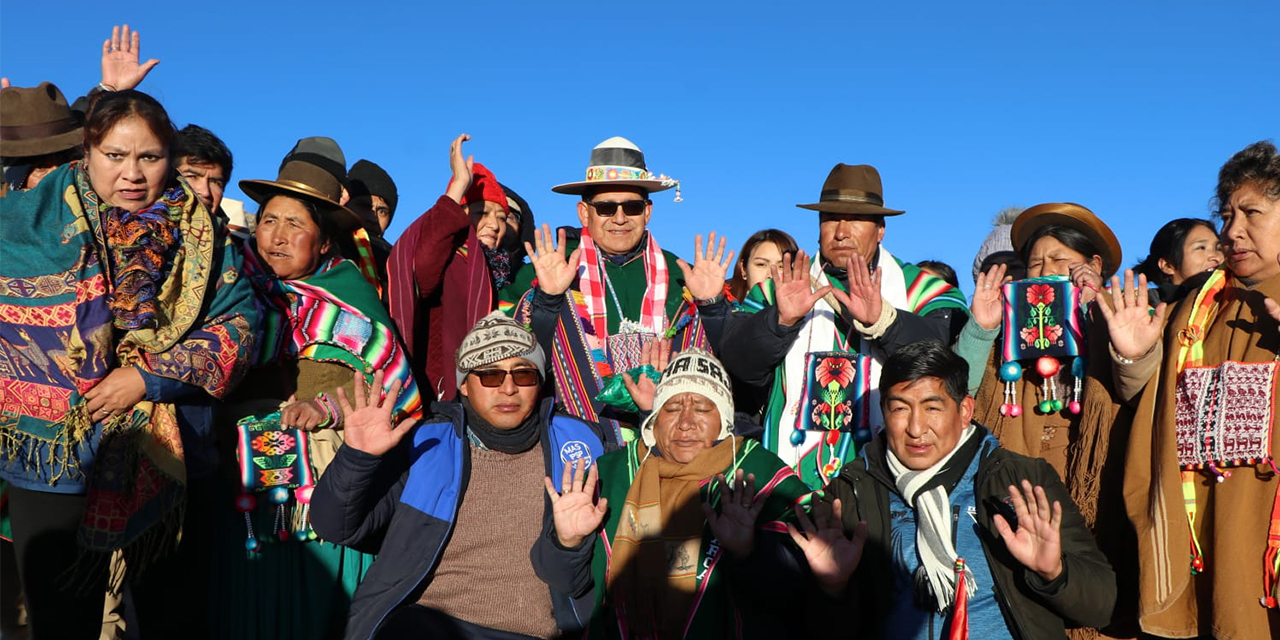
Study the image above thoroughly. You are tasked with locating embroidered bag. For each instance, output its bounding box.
[996,276,1086,416]
[233,411,317,550]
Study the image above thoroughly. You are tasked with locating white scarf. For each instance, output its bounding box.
[886,425,979,611]
[773,247,909,468]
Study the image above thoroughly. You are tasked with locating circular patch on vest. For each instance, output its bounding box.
[559,440,593,468]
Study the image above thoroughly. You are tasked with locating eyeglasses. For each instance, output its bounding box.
[469,368,541,388]
[587,200,648,217]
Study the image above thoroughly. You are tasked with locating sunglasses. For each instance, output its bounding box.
[470,368,541,388]
[587,199,648,217]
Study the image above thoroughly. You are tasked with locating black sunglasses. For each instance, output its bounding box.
[470,368,541,388]
[587,199,648,217]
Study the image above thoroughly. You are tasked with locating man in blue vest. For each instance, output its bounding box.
[311,312,615,640]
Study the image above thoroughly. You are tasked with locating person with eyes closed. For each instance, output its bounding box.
[386,134,538,402]
[498,136,731,443]
[963,203,1148,638]
[0,88,257,639]
[207,148,425,640]
[1110,140,1280,640]
[308,313,612,640]
[1134,217,1223,305]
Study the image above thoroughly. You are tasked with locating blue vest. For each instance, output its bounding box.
[882,435,1012,640]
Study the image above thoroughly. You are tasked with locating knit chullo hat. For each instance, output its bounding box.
[455,311,546,388]
[640,348,735,449]
[971,206,1022,282]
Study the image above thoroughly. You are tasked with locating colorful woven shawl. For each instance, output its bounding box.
[246,250,423,423]
[741,252,968,488]
[590,437,812,639]
[1,163,251,585]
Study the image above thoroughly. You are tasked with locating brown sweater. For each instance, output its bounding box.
[416,441,559,638]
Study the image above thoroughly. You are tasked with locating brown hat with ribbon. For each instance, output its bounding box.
[1011,202,1122,277]
[0,82,83,159]
[240,156,363,232]
[796,163,905,216]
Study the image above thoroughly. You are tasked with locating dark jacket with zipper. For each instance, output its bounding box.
[310,398,615,640]
[820,425,1116,640]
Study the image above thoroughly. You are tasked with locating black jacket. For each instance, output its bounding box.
[821,427,1116,640]
[310,399,615,640]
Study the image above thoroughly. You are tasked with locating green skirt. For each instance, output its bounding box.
[208,484,374,640]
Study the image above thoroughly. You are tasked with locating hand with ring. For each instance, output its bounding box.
[84,367,146,422]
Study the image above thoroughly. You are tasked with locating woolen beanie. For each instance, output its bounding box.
[348,159,399,216]
[449,162,508,213]
[971,206,1023,283]
[455,311,546,388]
[639,348,735,449]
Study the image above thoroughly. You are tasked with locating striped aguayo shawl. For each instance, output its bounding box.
[247,252,422,423]
[740,252,967,488]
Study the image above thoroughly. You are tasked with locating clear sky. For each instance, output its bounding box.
[3,1,1276,297]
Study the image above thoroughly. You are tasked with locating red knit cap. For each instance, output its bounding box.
[449,162,508,213]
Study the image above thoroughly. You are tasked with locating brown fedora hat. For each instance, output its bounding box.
[1011,202,1122,277]
[240,159,362,232]
[796,163,904,216]
[0,82,83,158]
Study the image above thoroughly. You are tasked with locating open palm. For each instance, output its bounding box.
[830,256,883,326]
[677,232,735,301]
[992,480,1064,581]
[787,498,869,597]
[971,263,1009,331]
[545,458,608,548]
[336,369,414,456]
[702,470,764,559]
[1097,270,1166,360]
[773,251,833,327]
[525,224,581,296]
[100,25,159,91]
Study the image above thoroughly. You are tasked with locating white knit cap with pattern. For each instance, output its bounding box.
[455,311,546,388]
[639,348,735,449]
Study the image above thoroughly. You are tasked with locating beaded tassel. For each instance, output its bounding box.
[234,494,260,552]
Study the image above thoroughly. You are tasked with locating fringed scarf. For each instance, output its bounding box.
[1,163,228,589]
[577,230,669,355]
[599,437,809,639]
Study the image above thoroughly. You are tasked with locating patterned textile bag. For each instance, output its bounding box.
[793,351,873,480]
[233,411,317,550]
[995,276,1086,416]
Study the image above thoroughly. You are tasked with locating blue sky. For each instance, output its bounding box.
[3,1,1276,297]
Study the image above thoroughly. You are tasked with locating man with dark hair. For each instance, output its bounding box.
[348,158,398,235]
[310,313,614,639]
[786,340,1116,639]
[714,163,969,488]
[172,123,232,215]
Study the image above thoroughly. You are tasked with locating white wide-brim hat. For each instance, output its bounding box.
[551,136,680,196]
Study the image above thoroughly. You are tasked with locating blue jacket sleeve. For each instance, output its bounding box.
[310,443,408,555]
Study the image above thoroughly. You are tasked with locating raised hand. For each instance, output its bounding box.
[992,480,1064,582]
[621,338,671,412]
[443,134,474,205]
[524,224,582,296]
[544,458,608,548]
[702,470,765,559]
[1096,269,1167,360]
[100,25,159,91]
[773,251,833,327]
[677,232,735,301]
[787,498,869,597]
[335,369,414,456]
[1068,261,1105,304]
[971,262,1010,331]
[829,256,883,326]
